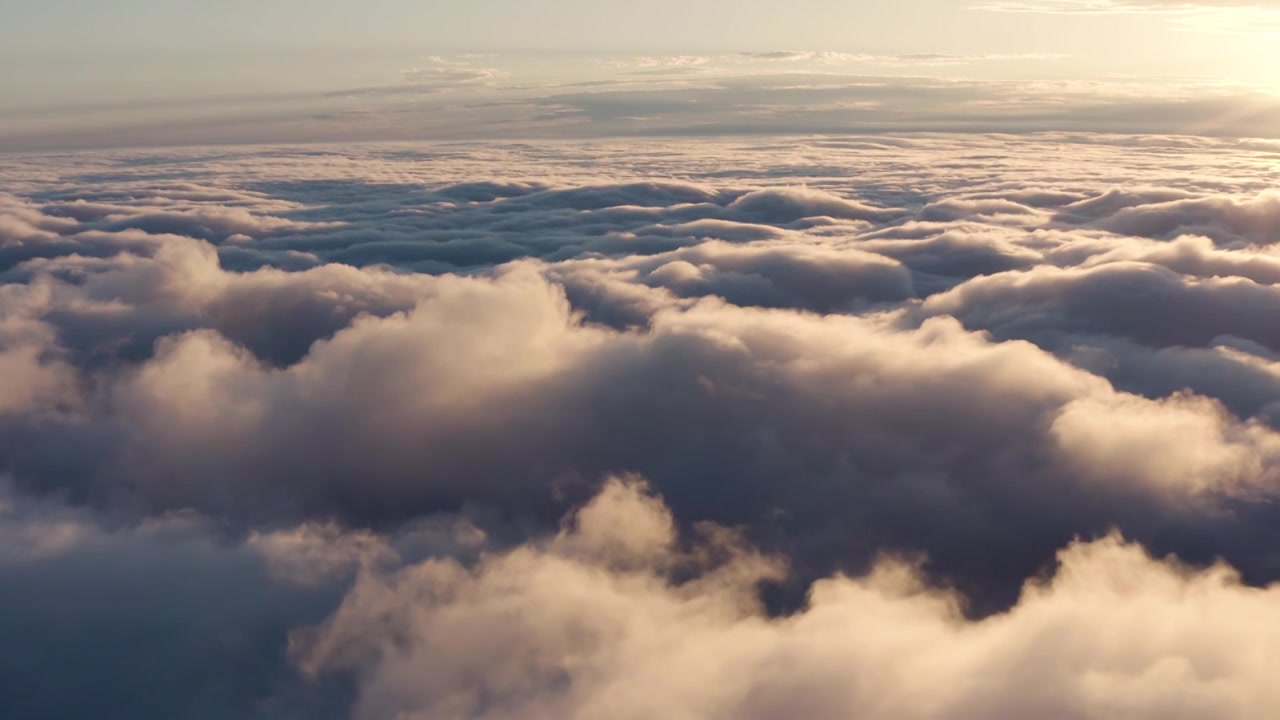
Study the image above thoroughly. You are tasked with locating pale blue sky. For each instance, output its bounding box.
[2,0,1278,149]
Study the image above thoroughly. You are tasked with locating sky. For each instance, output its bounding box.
[3,0,1280,150]
[2,0,1277,56]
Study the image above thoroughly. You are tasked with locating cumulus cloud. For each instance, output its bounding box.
[7,133,1280,716]
[0,480,353,719]
[295,479,1280,720]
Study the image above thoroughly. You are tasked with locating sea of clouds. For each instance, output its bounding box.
[4,132,1280,718]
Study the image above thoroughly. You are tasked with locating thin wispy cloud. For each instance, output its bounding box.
[739,50,1068,65]
[11,68,1280,152]
[977,0,1280,33]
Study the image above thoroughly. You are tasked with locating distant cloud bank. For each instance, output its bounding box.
[4,53,1278,151]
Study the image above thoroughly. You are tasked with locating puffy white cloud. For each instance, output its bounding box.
[296,479,1280,720]
[5,133,1280,717]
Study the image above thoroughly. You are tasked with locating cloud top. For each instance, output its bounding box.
[5,133,1280,717]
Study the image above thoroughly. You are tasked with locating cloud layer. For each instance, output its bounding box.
[5,133,1280,717]
[5,56,1279,151]
[297,478,1280,720]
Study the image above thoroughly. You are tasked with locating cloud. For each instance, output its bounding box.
[1058,190,1280,245]
[6,66,1280,152]
[0,480,355,719]
[398,67,506,86]
[739,50,1067,65]
[323,57,510,100]
[6,133,1280,716]
[975,0,1280,33]
[599,56,714,74]
[295,479,1280,720]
